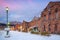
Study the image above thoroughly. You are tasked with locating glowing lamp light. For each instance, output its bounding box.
[8,22,10,25]
[6,7,9,10]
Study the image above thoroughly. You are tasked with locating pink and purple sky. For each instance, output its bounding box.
[0,0,60,23]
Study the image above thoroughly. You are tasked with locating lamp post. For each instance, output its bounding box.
[5,7,10,38]
[6,7,8,28]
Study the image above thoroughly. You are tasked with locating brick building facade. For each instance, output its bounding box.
[39,1,60,33]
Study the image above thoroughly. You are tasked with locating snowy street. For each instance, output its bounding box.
[0,31,60,40]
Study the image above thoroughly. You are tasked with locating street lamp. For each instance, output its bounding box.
[6,7,8,26]
[5,7,10,38]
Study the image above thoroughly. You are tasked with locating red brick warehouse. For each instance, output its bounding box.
[39,1,60,34]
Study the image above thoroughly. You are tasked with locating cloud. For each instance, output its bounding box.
[9,14,23,19]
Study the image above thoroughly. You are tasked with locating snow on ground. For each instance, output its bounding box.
[0,31,60,40]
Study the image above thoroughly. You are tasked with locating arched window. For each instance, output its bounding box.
[33,27,38,32]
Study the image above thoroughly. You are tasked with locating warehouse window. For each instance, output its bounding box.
[44,25,46,32]
[44,15,46,21]
[55,8,58,19]
[48,24,51,31]
[48,12,51,20]
[49,12,51,15]
[56,13,58,19]
[55,8,58,13]
[55,24,57,31]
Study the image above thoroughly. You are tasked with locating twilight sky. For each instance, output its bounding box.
[0,0,60,23]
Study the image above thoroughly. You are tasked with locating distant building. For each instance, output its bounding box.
[10,21,22,31]
[0,23,15,30]
[0,23,6,30]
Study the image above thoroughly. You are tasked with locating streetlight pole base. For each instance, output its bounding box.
[4,28,10,38]
[5,34,10,38]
